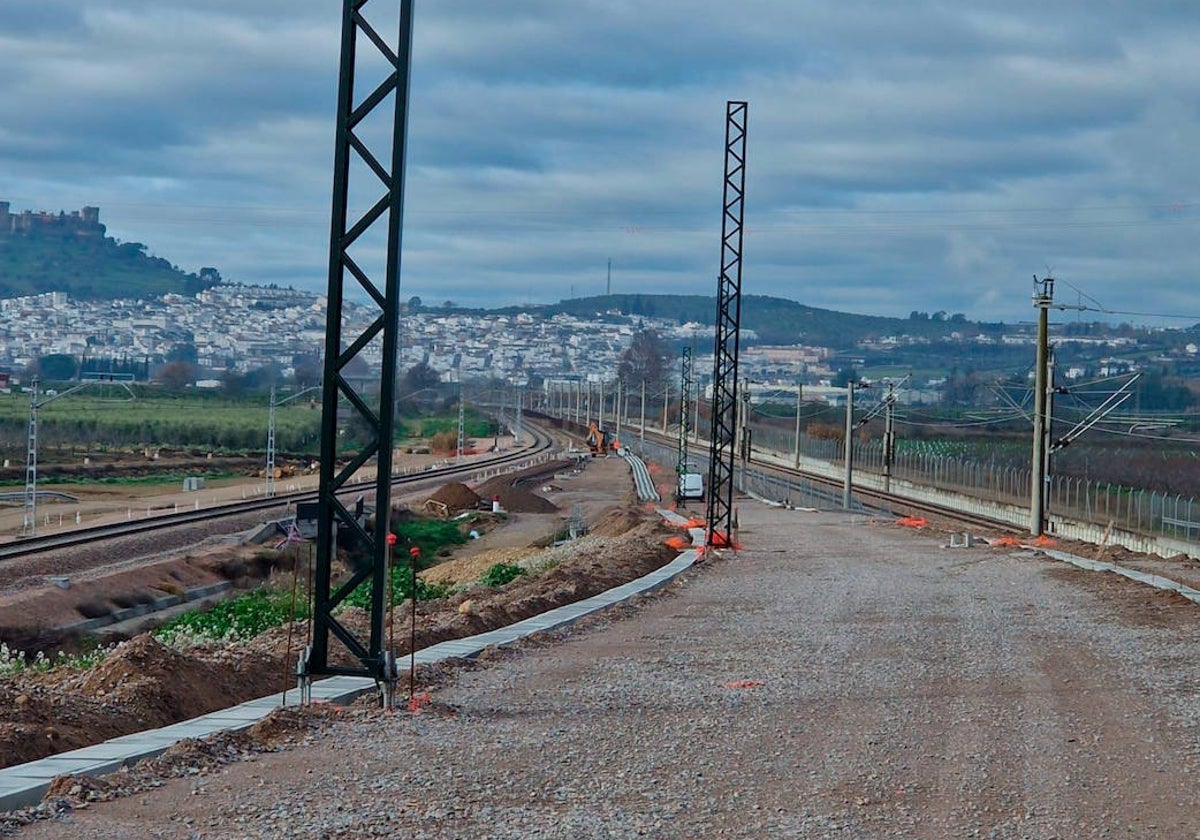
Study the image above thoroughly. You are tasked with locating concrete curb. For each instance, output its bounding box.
[1031,546,1200,606]
[0,527,701,812]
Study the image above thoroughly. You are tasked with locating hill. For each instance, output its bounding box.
[0,202,219,300]
[487,293,1006,347]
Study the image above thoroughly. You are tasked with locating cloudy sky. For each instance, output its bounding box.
[2,1,1198,324]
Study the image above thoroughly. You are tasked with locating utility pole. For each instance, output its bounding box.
[640,379,647,447]
[792,382,802,467]
[514,385,523,445]
[599,379,605,430]
[842,381,856,510]
[614,380,622,444]
[883,382,897,493]
[606,258,612,296]
[677,348,693,483]
[266,386,277,497]
[456,382,465,464]
[1031,276,1053,535]
[21,380,38,536]
[662,383,669,434]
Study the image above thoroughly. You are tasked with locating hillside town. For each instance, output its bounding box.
[1,283,1196,408]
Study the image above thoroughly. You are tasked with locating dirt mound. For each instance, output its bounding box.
[426,482,482,514]
[421,547,539,587]
[71,636,282,727]
[474,476,558,513]
[591,506,655,537]
[0,489,681,773]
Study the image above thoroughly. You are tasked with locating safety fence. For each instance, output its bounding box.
[749,420,1200,548]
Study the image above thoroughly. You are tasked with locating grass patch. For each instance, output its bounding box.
[480,562,527,588]
[154,587,306,646]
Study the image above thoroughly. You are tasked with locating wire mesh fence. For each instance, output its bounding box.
[549,401,1200,547]
[749,416,1199,546]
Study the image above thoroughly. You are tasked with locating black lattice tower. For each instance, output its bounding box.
[676,346,693,489]
[705,101,748,547]
[309,0,415,685]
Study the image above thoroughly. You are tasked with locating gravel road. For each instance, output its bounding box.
[18,502,1200,838]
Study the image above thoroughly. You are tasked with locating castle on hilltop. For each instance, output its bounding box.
[0,201,103,236]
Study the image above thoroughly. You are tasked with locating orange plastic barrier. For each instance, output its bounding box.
[896,516,929,528]
[663,536,691,550]
[1029,535,1057,548]
[990,536,1021,547]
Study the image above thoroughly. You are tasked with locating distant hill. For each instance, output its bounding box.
[0,202,219,300]
[486,293,1007,347]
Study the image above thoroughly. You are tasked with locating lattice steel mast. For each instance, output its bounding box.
[675,346,693,493]
[307,0,415,688]
[705,101,748,547]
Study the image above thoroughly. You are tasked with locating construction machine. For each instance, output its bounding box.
[585,421,610,456]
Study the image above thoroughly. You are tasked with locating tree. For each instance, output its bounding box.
[832,367,859,388]
[402,360,441,394]
[35,353,78,381]
[167,341,198,364]
[292,354,322,389]
[156,360,197,391]
[616,329,669,389]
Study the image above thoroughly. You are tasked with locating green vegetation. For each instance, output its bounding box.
[344,515,466,609]
[480,562,527,588]
[154,587,305,646]
[0,391,321,456]
[0,222,217,300]
[0,640,115,676]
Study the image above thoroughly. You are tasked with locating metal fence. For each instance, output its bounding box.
[546,403,1200,547]
[749,417,1200,546]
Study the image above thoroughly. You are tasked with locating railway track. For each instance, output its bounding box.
[0,424,557,563]
[624,425,1020,535]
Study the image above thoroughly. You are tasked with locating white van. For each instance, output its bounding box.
[677,472,705,502]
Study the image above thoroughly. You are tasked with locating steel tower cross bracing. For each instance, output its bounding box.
[309,0,415,684]
[705,101,748,547]
[676,346,692,486]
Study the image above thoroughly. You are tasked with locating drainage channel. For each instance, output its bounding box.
[0,513,704,812]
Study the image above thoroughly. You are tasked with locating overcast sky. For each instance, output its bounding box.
[3,1,1198,324]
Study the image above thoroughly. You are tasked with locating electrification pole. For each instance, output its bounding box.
[309,0,415,689]
[883,382,896,493]
[640,379,646,447]
[21,381,38,536]
[842,381,855,510]
[514,385,523,445]
[705,100,749,548]
[792,382,802,467]
[265,386,277,498]
[1031,276,1053,535]
[456,383,465,464]
[677,347,693,486]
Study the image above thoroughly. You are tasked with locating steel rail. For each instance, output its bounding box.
[0,424,556,563]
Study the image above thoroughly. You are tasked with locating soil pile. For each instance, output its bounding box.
[425,482,482,514]
[0,469,679,772]
[420,547,538,587]
[474,475,558,513]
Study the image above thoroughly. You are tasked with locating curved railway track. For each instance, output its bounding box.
[0,424,557,563]
[619,424,1021,535]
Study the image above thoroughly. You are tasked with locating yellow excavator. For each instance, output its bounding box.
[585,421,611,456]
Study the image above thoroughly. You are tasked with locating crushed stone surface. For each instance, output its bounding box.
[12,503,1200,837]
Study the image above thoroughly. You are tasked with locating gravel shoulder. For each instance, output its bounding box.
[14,503,1200,838]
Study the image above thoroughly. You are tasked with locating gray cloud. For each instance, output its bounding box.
[2,0,1198,324]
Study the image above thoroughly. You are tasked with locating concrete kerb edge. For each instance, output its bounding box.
[1031,546,1200,606]
[0,542,703,813]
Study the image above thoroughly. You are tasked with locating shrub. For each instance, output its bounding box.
[480,563,526,588]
